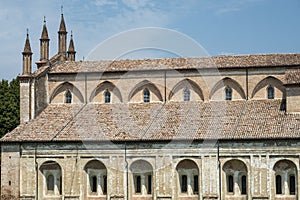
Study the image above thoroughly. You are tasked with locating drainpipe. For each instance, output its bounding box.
[217,140,221,200]
[35,145,38,200]
[125,142,129,200]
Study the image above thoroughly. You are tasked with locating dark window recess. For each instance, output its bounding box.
[241,175,247,194]
[136,176,141,193]
[47,175,54,191]
[184,88,190,101]
[91,176,97,192]
[228,175,234,193]
[103,175,107,194]
[267,86,274,99]
[104,90,111,103]
[276,175,282,194]
[144,89,150,102]
[194,175,199,193]
[181,175,187,193]
[147,175,152,194]
[225,87,232,100]
[290,175,296,195]
[65,90,72,103]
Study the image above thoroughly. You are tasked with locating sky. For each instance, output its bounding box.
[0,0,300,80]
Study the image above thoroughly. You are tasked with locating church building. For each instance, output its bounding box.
[1,14,300,200]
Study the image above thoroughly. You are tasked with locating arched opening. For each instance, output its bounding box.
[89,81,123,103]
[130,160,153,196]
[251,76,285,99]
[223,159,248,196]
[84,160,107,196]
[169,79,204,101]
[210,77,246,100]
[128,80,163,102]
[273,159,297,196]
[40,161,62,196]
[50,82,84,103]
[176,159,199,196]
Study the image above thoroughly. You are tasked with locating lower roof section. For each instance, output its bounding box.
[2,100,300,142]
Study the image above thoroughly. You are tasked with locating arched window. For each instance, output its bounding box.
[130,160,153,196]
[136,175,141,193]
[65,90,72,103]
[267,85,274,99]
[225,87,232,100]
[144,88,150,102]
[223,159,247,196]
[176,160,199,196]
[91,176,97,192]
[228,175,234,193]
[47,174,55,191]
[276,175,282,194]
[289,175,296,195]
[40,161,62,196]
[183,88,190,101]
[104,90,111,103]
[84,160,107,196]
[241,175,247,194]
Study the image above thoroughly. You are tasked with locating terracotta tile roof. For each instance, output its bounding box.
[285,69,300,84]
[48,54,300,74]
[2,100,300,142]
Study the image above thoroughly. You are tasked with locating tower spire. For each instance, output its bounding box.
[39,17,50,64]
[67,31,76,61]
[58,11,67,60]
[22,29,33,74]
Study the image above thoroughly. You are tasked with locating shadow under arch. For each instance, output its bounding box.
[89,81,123,103]
[84,159,107,171]
[251,76,285,99]
[210,77,246,100]
[130,159,153,173]
[222,159,247,172]
[128,80,163,102]
[50,82,84,103]
[169,78,204,101]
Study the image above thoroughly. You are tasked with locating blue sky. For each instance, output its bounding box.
[0,0,300,80]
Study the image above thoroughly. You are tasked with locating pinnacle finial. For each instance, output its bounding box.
[61,5,63,15]
[71,30,73,37]
[44,16,46,23]
[26,28,29,36]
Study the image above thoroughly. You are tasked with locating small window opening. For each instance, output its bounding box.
[47,174,54,191]
[136,175,141,193]
[103,175,107,194]
[267,85,274,99]
[194,175,199,194]
[65,90,72,103]
[181,175,187,193]
[290,175,296,195]
[91,176,97,193]
[183,88,190,101]
[144,88,150,102]
[228,175,234,193]
[276,175,282,194]
[225,87,232,100]
[147,175,152,194]
[241,175,247,194]
[104,90,111,103]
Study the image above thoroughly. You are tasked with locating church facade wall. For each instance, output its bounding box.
[2,140,300,200]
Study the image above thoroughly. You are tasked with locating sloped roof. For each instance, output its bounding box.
[2,100,299,142]
[48,54,300,74]
[286,69,300,84]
